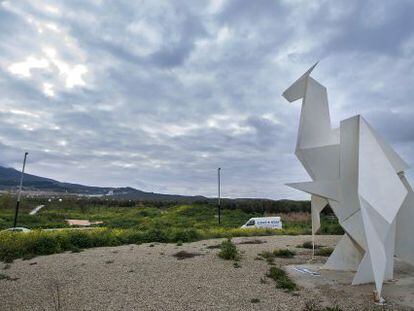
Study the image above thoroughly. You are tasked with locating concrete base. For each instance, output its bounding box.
[287,258,414,309]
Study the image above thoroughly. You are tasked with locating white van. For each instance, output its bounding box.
[241,217,282,229]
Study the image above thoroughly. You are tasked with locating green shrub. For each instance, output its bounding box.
[258,251,275,264]
[267,266,298,292]
[273,249,296,258]
[302,241,313,249]
[303,300,343,311]
[144,228,169,243]
[319,216,343,235]
[218,239,239,260]
[316,247,334,257]
[29,235,61,255]
[69,231,94,248]
[168,228,201,243]
[300,241,323,250]
[173,251,200,260]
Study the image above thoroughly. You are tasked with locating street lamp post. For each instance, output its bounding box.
[217,167,221,225]
[13,152,28,228]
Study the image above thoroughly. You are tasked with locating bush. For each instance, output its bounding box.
[300,241,323,249]
[218,239,239,260]
[258,251,275,264]
[173,251,200,260]
[69,231,94,248]
[316,247,334,257]
[29,235,61,255]
[267,266,298,292]
[303,300,343,311]
[258,249,295,263]
[273,249,296,258]
[143,228,169,243]
[168,228,201,243]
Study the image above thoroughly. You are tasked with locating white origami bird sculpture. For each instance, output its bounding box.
[283,63,414,300]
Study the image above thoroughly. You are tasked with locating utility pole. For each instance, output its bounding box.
[217,167,221,225]
[13,152,28,228]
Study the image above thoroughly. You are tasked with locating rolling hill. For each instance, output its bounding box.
[0,165,206,201]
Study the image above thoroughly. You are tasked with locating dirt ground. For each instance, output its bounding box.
[0,235,412,311]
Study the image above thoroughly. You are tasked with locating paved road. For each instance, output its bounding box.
[29,205,45,215]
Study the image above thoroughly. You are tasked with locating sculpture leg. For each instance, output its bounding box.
[324,233,363,271]
[396,174,414,265]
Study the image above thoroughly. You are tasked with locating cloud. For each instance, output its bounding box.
[0,0,413,199]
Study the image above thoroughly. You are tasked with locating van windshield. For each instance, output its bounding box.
[246,220,255,226]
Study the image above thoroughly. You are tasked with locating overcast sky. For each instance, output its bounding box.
[1,0,414,199]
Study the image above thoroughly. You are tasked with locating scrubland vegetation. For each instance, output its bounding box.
[218,238,240,261]
[267,266,298,292]
[0,195,342,262]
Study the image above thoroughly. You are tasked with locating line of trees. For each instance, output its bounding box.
[0,194,336,215]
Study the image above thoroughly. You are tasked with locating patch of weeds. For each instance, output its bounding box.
[258,251,273,259]
[266,266,298,292]
[3,264,11,270]
[315,247,334,257]
[70,247,83,253]
[206,244,221,249]
[29,262,37,265]
[149,244,155,247]
[250,298,260,303]
[273,249,296,258]
[105,260,114,264]
[218,239,240,261]
[173,251,201,260]
[258,251,275,264]
[303,300,342,311]
[254,256,263,261]
[301,241,322,249]
[233,262,241,268]
[176,241,183,246]
[303,300,320,311]
[238,239,266,245]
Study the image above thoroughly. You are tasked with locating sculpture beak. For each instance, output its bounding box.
[282,62,319,102]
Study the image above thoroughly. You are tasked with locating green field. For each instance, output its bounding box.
[0,196,343,262]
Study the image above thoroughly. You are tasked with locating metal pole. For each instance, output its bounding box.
[312,230,315,259]
[217,167,221,225]
[13,152,28,228]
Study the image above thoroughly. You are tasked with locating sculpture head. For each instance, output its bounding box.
[282,62,318,102]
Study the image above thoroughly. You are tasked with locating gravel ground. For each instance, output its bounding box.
[0,235,410,311]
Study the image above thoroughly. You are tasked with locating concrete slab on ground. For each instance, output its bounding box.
[287,258,414,310]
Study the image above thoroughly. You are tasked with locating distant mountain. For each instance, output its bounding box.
[0,166,206,202]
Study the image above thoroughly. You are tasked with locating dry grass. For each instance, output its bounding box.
[279,212,311,222]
